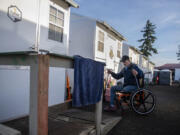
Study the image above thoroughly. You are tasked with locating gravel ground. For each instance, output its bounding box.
[107,85,180,135]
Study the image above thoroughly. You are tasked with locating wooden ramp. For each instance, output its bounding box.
[0,124,21,135]
[52,108,122,135]
[3,107,121,135]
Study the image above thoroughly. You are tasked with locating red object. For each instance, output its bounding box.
[66,76,72,100]
[156,76,159,84]
[105,88,111,102]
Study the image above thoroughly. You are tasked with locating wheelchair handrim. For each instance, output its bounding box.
[130,89,156,115]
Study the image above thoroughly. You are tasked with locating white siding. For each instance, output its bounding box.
[0,0,37,52]
[129,48,140,65]
[139,55,155,82]
[0,0,72,122]
[95,25,123,72]
[139,55,143,69]
[68,14,97,92]
[175,68,180,81]
[48,67,66,106]
[69,13,96,59]
[0,68,30,122]
[139,55,148,72]
[39,0,70,54]
[142,57,148,72]
[148,63,154,82]
[0,67,66,122]
[122,44,129,57]
[0,0,70,55]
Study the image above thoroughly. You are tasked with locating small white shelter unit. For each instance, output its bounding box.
[155,63,180,81]
[0,0,78,122]
[0,0,78,54]
[69,13,126,72]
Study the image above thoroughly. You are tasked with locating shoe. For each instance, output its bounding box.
[104,105,117,112]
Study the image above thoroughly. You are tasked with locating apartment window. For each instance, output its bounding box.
[135,54,139,64]
[118,42,121,50]
[137,56,139,65]
[98,31,104,52]
[48,6,64,42]
[143,59,147,68]
[117,50,121,58]
[136,59,139,65]
[117,42,121,58]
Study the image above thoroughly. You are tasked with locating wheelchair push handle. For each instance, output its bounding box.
[134,75,140,89]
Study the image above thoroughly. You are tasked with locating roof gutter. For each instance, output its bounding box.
[65,0,79,8]
[129,46,142,54]
[149,61,155,65]
[97,21,127,41]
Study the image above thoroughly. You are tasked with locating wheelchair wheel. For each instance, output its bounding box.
[130,89,156,115]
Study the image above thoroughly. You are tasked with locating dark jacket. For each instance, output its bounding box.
[111,63,144,87]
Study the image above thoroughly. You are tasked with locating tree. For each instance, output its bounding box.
[138,20,158,57]
[177,45,180,61]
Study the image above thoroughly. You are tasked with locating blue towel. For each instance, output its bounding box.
[72,55,105,107]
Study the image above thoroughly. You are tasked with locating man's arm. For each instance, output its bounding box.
[109,69,124,80]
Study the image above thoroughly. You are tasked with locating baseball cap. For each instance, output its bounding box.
[120,55,130,62]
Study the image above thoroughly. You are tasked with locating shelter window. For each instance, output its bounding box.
[48,6,64,42]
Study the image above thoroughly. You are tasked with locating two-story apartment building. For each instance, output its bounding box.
[139,53,155,83]
[128,46,141,65]
[68,13,126,88]
[69,13,126,72]
[140,55,148,71]
[0,0,78,122]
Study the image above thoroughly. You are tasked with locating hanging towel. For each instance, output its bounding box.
[72,55,105,107]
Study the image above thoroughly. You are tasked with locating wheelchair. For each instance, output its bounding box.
[115,74,156,115]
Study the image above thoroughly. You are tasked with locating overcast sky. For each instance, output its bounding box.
[72,0,180,66]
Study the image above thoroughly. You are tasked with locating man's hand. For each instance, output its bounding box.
[107,69,113,74]
[132,69,138,76]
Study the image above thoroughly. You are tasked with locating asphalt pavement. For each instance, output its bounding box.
[107,85,180,135]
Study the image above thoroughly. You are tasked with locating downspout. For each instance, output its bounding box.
[65,6,71,101]
[66,7,71,55]
[148,60,150,83]
[113,54,115,72]
[93,23,97,60]
[34,0,41,52]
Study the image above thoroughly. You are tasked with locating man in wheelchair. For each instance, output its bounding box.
[104,55,144,111]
